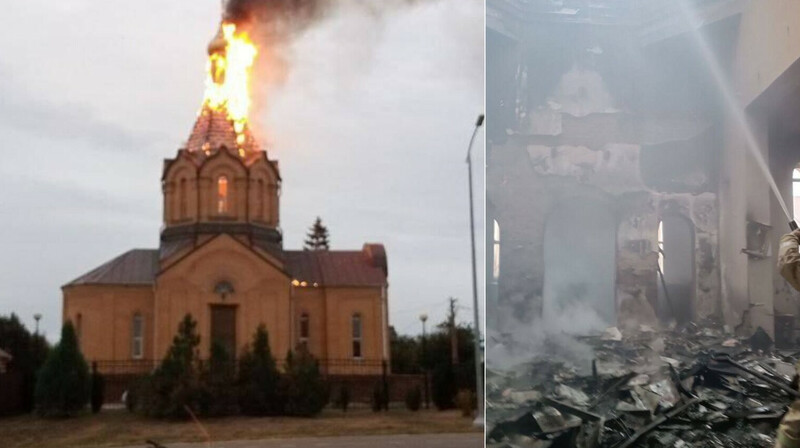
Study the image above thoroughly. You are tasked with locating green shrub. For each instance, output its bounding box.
[431,362,457,410]
[455,389,475,417]
[405,385,422,411]
[138,314,205,419]
[90,362,105,414]
[237,325,282,416]
[281,350,328,417]
[34,321,90,417]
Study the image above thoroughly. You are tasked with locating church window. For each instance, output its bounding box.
[217,176,229,214]
[179,179,187,219]
[132,313,144,360]
[493,220,501,281]
[299,313,310,349]
[352,313,362,359]
[257,179,265,219]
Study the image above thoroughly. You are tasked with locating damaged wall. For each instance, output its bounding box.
[487,14,722,335]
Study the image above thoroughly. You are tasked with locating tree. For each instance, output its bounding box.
[390,326,420,374]
[34,321,90,417]
[138,314,204,419]
[201,340,237,417]
[0,314,50,414]
[281,349,328,417]
[303,217,330,251]
[237,325,282,416]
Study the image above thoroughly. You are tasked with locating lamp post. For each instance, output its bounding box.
[465,114,484,427]
[419,313,429,409]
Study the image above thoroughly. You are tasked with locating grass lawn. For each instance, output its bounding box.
[0,407,480,448]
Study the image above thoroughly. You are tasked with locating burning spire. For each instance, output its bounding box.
[190,20,258,158]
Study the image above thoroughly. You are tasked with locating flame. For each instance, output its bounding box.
[202,22,257,156]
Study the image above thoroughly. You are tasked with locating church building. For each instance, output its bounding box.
[61,104,390,375]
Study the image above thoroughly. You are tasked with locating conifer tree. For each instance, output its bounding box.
[281,348,328,417]
[303,217,330,251]
[139,314,204,419]
[238,324,282,415]
[34,321,90,417]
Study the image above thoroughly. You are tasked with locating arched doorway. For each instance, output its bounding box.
[657,216,695,325]
[543,200,616,334]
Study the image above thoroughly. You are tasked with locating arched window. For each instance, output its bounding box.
[179,178,187,219]
[793,168,800,221]
[257,179,265,219]
[132,313,144,360]
[351,313,363,359]
[493,220,501,281]
[657,216,695,325]
[217,176,229,214]
[299,313,310,349]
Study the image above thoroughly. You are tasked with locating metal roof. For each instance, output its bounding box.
[65,245,387,288]
[64,249,159,287]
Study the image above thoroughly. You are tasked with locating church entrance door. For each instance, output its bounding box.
[210,305,237,359]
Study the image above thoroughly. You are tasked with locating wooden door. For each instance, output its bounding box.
[210,305,237,358]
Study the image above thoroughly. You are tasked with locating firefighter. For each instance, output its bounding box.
[776,229,800,448]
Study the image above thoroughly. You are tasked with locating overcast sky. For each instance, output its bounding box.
[0,0,484,342]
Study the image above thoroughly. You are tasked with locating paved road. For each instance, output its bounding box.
[126,433,482,448]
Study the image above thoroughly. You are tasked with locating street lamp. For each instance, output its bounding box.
[33,313,42,335]
[465,114,484,427]
[419,313,429,409]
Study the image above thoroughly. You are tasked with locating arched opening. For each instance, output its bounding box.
[257,179,265,220]
[492,220,501,282]
[543,200,616,333]
[657,216,695,325]
[217,176,229,214]
[179,178,187,220]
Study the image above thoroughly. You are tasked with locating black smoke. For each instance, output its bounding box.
[224,0,327,34]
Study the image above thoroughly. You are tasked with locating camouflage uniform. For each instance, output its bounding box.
[776,230,800,448]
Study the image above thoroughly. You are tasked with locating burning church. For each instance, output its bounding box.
[61,19,390,375]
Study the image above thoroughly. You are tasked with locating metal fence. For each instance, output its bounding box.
[92,358,387,376]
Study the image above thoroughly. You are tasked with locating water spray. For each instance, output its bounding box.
[676,1,797,231]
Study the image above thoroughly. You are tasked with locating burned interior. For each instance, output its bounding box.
[486,0,800,446]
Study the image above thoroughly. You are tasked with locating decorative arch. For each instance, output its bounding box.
[162,155,199,224]
[199,149,248,219]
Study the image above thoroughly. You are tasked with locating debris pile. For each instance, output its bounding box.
[487,320,800,447]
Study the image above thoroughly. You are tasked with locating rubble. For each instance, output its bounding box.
[487,320,799,447]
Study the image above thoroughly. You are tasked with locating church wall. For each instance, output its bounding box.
[154,236,291,360]
[62,285,155,363]
[323,286,387,374]
[293,287,329,360]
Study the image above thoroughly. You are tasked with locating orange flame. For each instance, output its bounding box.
[202,22,257,156]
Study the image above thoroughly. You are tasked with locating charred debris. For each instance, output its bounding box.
[487,320,799,448]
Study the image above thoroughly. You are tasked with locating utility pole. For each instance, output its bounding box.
[449,298,459,365]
